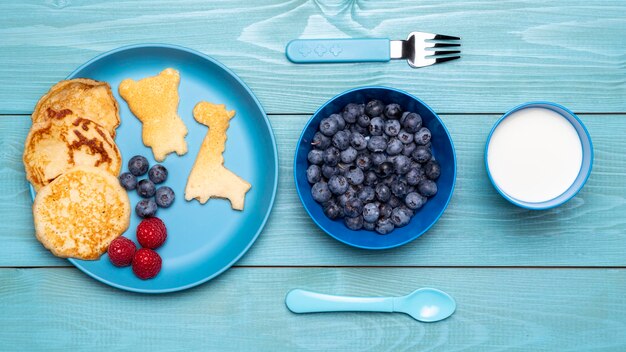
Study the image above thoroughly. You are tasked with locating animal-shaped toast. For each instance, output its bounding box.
[119,68,188,161]
[185,102,251,210]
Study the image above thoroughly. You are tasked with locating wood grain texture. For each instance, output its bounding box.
[0,0,624,114]
[2,114,625,267]
[0,267,625,351]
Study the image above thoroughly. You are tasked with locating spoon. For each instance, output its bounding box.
[285,288,456,323]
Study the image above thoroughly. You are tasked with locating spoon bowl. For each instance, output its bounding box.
[394,288,456,322]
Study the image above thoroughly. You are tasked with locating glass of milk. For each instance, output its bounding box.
[485,102,593,209]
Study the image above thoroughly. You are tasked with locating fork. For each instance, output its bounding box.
[286,32,460,68]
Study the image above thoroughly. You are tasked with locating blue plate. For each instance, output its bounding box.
[30,44,278,293]
[294,87,456,250]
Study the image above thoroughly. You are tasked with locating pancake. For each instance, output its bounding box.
[23,112,121,191]
[33,166,131,260]
[32,78,120,137]
[118,68,188,161]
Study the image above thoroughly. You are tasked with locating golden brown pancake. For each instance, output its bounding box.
[23,111,121,191]
[32,78,120,137]
[33,166,131,260]
[185,102,251,210]
[118,68,188,161]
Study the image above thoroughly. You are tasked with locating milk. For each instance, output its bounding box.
[487,107,583,203]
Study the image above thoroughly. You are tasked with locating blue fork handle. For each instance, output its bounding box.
[285,289,394,313]
[286,38,390,63]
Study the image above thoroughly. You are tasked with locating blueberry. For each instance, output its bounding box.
[402,142,417,157]
[362,203,380,222]
[148,164,168,184]
[344,215,364,230]
[377,162,394,178]
[357,114,371,128]
[406,167,425,186]
[312,132,331,149]
[350,132,367,150]
[355,154,371,171]
[379,203,393,218]
[394,155,411,175]
[350,123,368,135]
[358,103,366,115]
[328,175,349,195]
[358,186,376,203]
[400,111,410,126]
[363,221,376,231]
[322,164,339,179]
[412,146,432,164]
[332,130,351,150]
[128,155,149,176]
[155,186,175,208]
[346,166,365,185]
[417,179,438,197]
[391,179,408,198]
[137,179,156,198]
[369,117,384,136]
[402,112,422,133]
[364,171,378,186]
[308,149,324,165]
[344,198,363,218]
[375,184,391,202]
[371,152,386,166]
[118,172,137,190]
[367,135,387,152]
[320,117,339,137]
[323,147,340,166]
[365,100,384,117]
[307,165,322,184]
[398,130,414,144]
[312,182,332,203]
[386,138,403,155]
[414,127,432,145]
[375,217,395,235]
[424,160,441,180]
[384,103,403,119]
[324,201,343,220]
[340,147,358,163]
[136,198,157,218]
[405,192,427,210]
[388,195,402,208]
[384,119,401,137]
[342,103,360,123]
[391,207,411,227]
[330,113,346,130]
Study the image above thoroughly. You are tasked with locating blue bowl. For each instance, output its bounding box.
[294,86,456,250]
[485,101,593,210]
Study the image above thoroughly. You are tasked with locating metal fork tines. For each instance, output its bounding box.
[390,32,461,68]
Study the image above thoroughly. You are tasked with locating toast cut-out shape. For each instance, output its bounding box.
[185,102,251,210]
[119,68,188,161]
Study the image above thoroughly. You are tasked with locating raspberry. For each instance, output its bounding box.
[136,217,167,249]
[132,248,162,280]
[107,237,136,267]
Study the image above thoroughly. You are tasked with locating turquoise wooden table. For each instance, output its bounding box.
[1,1,626,350]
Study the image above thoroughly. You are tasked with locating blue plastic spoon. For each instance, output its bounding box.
[285,288,456,323]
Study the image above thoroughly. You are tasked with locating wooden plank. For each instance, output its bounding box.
[1,267,625,351]
[0,0,624,114]
[2,114,625,267]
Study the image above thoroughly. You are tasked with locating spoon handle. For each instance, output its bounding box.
[285,289,394,313]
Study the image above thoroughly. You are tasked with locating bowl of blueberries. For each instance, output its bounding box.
[294,86,456,249]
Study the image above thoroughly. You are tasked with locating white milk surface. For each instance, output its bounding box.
[487,107,583,203]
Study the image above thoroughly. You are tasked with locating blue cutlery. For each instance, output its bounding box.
[286,32,460,68]
[285,288,456,323]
